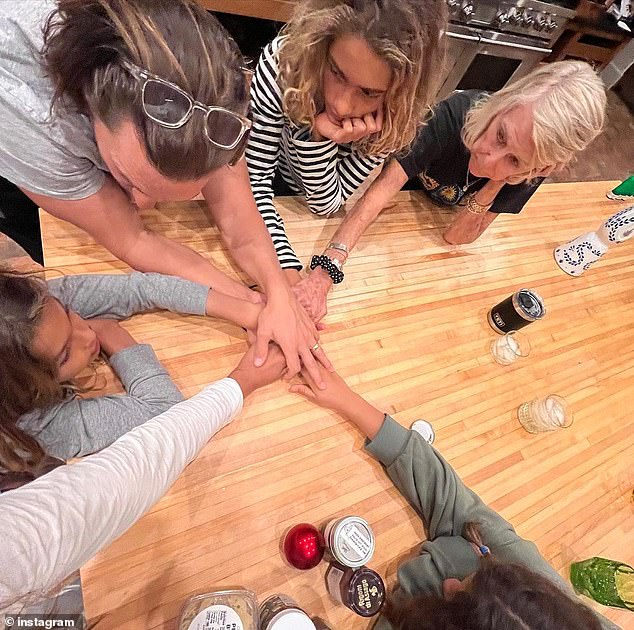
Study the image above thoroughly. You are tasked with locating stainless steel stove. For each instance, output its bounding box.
[437,0,577,98]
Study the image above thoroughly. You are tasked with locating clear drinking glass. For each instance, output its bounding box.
[517,394,573,433]
[490,331,531,365]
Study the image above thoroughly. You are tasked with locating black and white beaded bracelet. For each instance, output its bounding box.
[309,255,345,284]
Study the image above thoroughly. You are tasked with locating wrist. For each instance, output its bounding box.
[242,302,262,330]
[324,248,347,265]
[309,254,344,285]
[228,368,255,398]
[311,266,334,288]
[283,268,303,286]
[101,337,136,357]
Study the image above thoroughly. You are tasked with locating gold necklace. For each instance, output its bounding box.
[463,164,482,193]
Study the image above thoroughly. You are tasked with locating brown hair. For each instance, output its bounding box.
[0,269,67,476]
[42,0,249,179]
[277,0,447,155]
[384,523,602,630]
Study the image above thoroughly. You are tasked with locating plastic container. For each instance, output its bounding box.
[178,589,258,630]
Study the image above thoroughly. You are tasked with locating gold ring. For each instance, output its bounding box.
[311,342,320,352]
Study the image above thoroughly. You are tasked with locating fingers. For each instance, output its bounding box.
[297,304,320,340]
[280,340,302,380]
[299,366,321,392]
[312,342,333,371]
[363,112,378,135]
[374,106,384,131]
[299,347,326,390]
[289,383,316,400]
[342,118,354,135]
[314,112,342,141]
[253,330,272,368]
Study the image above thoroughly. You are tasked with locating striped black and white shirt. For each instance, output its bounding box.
[246,36,386,270]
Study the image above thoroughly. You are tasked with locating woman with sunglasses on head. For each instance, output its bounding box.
[0,0,329,388]
[290,366,619,630]
[243,0,447,321]
[296,61,607,322]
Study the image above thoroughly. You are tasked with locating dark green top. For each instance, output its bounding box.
[365,415,620,630]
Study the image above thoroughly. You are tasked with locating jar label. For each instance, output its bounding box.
[340,523,372,563]
[187,604,244,630]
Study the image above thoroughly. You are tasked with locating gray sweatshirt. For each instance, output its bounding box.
[366,416,620,630]
[17,272,210,460]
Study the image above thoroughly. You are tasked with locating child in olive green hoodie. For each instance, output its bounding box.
[291,368,620,630]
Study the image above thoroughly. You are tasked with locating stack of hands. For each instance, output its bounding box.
[227,337,384,444]
[87,317,344,404]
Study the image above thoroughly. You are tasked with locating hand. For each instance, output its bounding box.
[229,343,287,398]
[292,268,333,323]
[313,109,383,145]
[231,284,265,304]
[254,287,333,388]
[289,365,352,412]
[88,319,136,357]
[290,365,387,439]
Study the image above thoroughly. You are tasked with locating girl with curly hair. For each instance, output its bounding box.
[244,0,447,305]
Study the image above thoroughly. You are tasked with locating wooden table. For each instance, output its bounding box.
[202,0,295,21]
[40,181,633,629]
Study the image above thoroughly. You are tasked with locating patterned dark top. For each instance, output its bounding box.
[398,90,544,215]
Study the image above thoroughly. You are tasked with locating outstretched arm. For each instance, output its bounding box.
[24,178,255,301]
[293,159,408,321]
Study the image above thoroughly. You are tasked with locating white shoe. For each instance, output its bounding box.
[411,420,435,444]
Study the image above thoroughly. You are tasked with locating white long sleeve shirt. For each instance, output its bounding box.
[0,378,243,612]
[246,36,385,270]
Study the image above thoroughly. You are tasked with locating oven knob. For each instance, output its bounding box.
[494,10,510,24]
[545,17,558,32]
[533,14,547,31]
[521,10,535,27]
[508,8,521,25]
[447,0,460,13]
[460,1,475,19]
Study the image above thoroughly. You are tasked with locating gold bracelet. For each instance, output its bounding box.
[466,193,492,215]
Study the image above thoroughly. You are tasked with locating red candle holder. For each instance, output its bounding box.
[283,523,325,570]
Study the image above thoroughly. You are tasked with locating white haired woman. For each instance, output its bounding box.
[295,61,607,321]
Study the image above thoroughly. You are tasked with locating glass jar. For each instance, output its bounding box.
[517,394,573,433]
[325,562,385,617]
[259,594,316,630]
[323,516,375,568]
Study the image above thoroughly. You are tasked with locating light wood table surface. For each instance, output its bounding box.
[40,181,634,629]
[201,0,295,21]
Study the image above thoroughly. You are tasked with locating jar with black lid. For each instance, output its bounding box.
[325,562,385,617]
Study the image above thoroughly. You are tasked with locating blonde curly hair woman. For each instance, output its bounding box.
[243,0,447,279]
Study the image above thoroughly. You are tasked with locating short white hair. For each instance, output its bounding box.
[462,61,606,179]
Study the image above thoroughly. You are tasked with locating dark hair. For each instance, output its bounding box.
[0,269,66,475]
[384,523,602,630]
[42,0,249,178]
